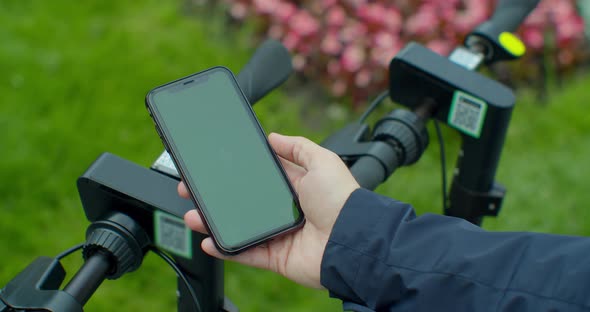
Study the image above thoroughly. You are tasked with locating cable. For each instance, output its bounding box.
[151,247,202,312]
[434,120,449,212]
[56,243,85,260]
[358,90,390,123]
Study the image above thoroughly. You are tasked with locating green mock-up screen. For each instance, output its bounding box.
[151,68,300,249]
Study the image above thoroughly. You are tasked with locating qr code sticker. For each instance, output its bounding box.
[154,211,192,259]
[448,91,488,138]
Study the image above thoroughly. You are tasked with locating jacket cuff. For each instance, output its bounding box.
[320,188,415,303]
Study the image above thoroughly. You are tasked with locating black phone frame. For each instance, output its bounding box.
[144,66,304,255]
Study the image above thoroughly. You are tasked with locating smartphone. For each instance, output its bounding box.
[145,66,304,255]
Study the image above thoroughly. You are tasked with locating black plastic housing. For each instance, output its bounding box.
[0,257,83,312]
[77,153,224,312]
[78,153,192,222]
[389,42,515,223]
[390,42,514,121]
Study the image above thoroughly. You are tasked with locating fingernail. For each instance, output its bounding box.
[183,209,197,220]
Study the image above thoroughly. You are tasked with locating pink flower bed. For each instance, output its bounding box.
[226,0,586,105]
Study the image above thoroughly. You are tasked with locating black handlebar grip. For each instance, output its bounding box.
[488,0,541,33]
[236,39,293,105]
[349,156,387,191]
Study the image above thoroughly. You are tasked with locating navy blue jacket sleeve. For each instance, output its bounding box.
[320,188,590,312]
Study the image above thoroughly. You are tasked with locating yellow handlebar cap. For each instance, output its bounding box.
[499,32,526,57]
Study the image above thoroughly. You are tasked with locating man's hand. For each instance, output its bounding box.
[179,133,359,289]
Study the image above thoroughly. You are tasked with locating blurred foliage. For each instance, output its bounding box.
[0,1,590,312]
[222,0,588,105]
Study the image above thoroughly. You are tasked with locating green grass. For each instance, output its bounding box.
[0,1,340,311]
[1,1,590,311]
[377,83,590,236]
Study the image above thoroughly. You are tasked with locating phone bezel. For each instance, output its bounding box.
[145,66,304,255]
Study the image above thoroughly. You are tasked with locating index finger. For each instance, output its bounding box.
[184,209,207,234]
[178,182,190,199]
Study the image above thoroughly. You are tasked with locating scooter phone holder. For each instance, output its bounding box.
[77,152,229,312]
[389,42,514,132]
[389,42,515,222]
[78,152,189,222]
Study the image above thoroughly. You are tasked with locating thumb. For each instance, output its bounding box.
[268,133,334,171]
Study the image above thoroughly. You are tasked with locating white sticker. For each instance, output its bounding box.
[448,91,488,138]
[151,151,180,178]
[154,210,192,259]
[449,47,484,70]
